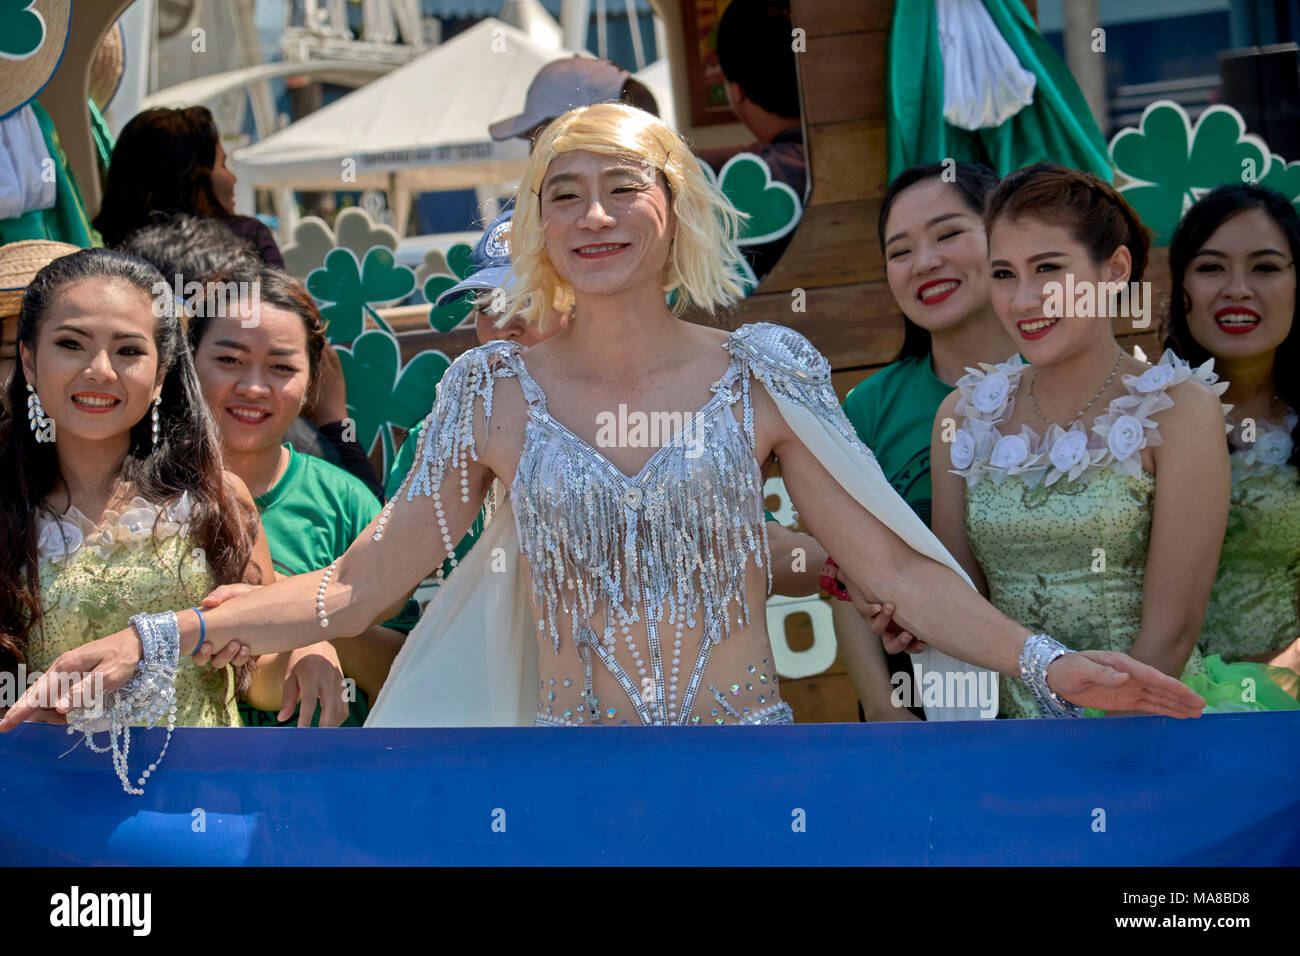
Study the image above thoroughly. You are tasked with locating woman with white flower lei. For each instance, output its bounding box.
[3,111,1205,774]
[923,164,1233,718]
[0,249,347,793]
[1164,184,1300,710]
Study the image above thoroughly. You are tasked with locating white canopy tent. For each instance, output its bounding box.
[230,18,573,234]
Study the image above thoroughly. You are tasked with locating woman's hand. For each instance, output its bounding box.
[843,578,926,654]
[1048,650,1205,718]
[195,583,259,669]
[0,629,143,731]
[280,642,348,727]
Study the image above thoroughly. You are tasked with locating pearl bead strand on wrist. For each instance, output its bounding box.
[316,560,338,628]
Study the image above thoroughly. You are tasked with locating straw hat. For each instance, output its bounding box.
[89,20,125,112]
[0,239,81,317]
[0,0,72,120]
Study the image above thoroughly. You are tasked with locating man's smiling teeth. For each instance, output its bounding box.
[73,395,119,406]
[1020,317,1058,333]
[920,281,959,301]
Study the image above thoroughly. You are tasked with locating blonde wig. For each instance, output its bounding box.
[501,102,748,328]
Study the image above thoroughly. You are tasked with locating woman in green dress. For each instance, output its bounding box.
[0,249,266,741]
[925,164,1233,717]
[1164,184,1300,710]
[0,249,342,786]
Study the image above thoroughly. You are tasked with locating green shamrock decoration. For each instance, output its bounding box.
[716,153,802,245]
[0,0,46,59]
[423,277,476,331]
[1260,154,1300,206]
[446,242,475,281]
[422,242,477,332]
[307,246,416,345]
[694,154,796,297]
[335,330,450,470]
[1110,102,1272,245]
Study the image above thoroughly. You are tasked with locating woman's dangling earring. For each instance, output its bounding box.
[150,395,162,451]
[26,383,51,443]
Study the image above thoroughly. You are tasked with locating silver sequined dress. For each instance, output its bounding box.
[378,323,866,727]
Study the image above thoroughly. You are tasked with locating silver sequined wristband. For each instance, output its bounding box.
[67,611,181,795]
[1019,633,1084,718]
[122,612,181,725]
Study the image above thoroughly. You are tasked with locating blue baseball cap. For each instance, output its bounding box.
[434,206,516,309]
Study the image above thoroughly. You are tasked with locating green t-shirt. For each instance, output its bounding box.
[387,418,483,576]
[238,445,420,727]
[842,355,954,527]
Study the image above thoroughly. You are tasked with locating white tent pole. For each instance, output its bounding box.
[104,0,153,137]
[625,0,645,71]
[561,0,591,52]
[275,187,299,239]
[393,181,411,237]
[328,0,350,37]
[596,0,607,60]
[234,0,277,141]
[234,178,255,217]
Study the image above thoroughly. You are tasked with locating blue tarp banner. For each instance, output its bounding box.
[2,713,1297,865]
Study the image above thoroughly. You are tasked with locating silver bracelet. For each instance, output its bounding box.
[67,611,181,795]
[1019,633,1084,718]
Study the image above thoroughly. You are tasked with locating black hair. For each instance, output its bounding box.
[1163,183,1300,471]
[877,162,1001,361]
[0,249,262,686]
[93,106,227,249]
[120,212,260,281]
[619,76,660,117]
[715,0,801,119]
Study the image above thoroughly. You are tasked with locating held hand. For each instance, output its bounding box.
[843,579,926,654]
[0,629,143,732]
[279,642,347,727]
[869,603,927,655]
[1046,650,1206,718]
[194,584,258,669]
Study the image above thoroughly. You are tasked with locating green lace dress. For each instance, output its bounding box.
[28,492,241,727]
[949,351,1224,718]
[1194,412,1300,710]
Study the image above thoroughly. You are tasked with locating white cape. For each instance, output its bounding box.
[367,382,996,726]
